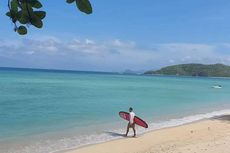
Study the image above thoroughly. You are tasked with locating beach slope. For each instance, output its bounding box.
[65,116,230,153]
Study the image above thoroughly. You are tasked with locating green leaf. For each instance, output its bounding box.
[21,2,34,14]
[66,0,75,4]
[17,11,30,24]
[76,0,92,14]
[7,10,17,23]
[34,11,46,19]
[28,0,43,9]
[6,12,11,17]
[11,0,18,13]
[17,26,27,35]
[7,10,17,19]
[31,16,43,28]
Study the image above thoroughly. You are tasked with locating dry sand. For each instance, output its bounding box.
[64,115,230,153]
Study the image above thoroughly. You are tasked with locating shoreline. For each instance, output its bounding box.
[2,110,230,153]
[63,115,230,153]
[59,109,230,152]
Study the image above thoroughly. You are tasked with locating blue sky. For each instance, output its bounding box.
[1,0,230,72]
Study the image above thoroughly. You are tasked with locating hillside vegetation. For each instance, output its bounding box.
[144,64,230,77]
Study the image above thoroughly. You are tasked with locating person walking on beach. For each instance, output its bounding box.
[125,107,136,137]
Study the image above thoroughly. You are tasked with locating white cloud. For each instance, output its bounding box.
[108,39,136,48]
[85,39,95,45]
[0,37,230,71]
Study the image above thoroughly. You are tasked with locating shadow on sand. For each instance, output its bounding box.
[104,131,125,137]
[211,115,230,122]
[104,131,138,138]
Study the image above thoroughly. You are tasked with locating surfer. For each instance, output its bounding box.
[125,107,136,137]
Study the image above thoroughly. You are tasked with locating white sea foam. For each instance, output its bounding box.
[3,109,230,153]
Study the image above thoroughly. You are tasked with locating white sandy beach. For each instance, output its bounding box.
[65,116,230,153]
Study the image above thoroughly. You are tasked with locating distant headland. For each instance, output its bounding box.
[144,63,230,77]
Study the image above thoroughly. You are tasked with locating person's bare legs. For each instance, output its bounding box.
[125,123,130,136]
[125,123,136,137]
[132,124,136,137]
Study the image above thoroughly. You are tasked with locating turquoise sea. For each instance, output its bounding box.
[1,68,230,153]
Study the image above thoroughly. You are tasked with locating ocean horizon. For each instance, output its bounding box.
[1,68,230,153]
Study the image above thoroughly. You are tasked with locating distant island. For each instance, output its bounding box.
[144,63,230,77]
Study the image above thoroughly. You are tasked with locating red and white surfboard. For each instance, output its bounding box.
[119,111,148,128]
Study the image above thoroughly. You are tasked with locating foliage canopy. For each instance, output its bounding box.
[6,0,92,35]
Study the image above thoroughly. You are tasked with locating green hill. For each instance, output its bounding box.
[144,63,230,77]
